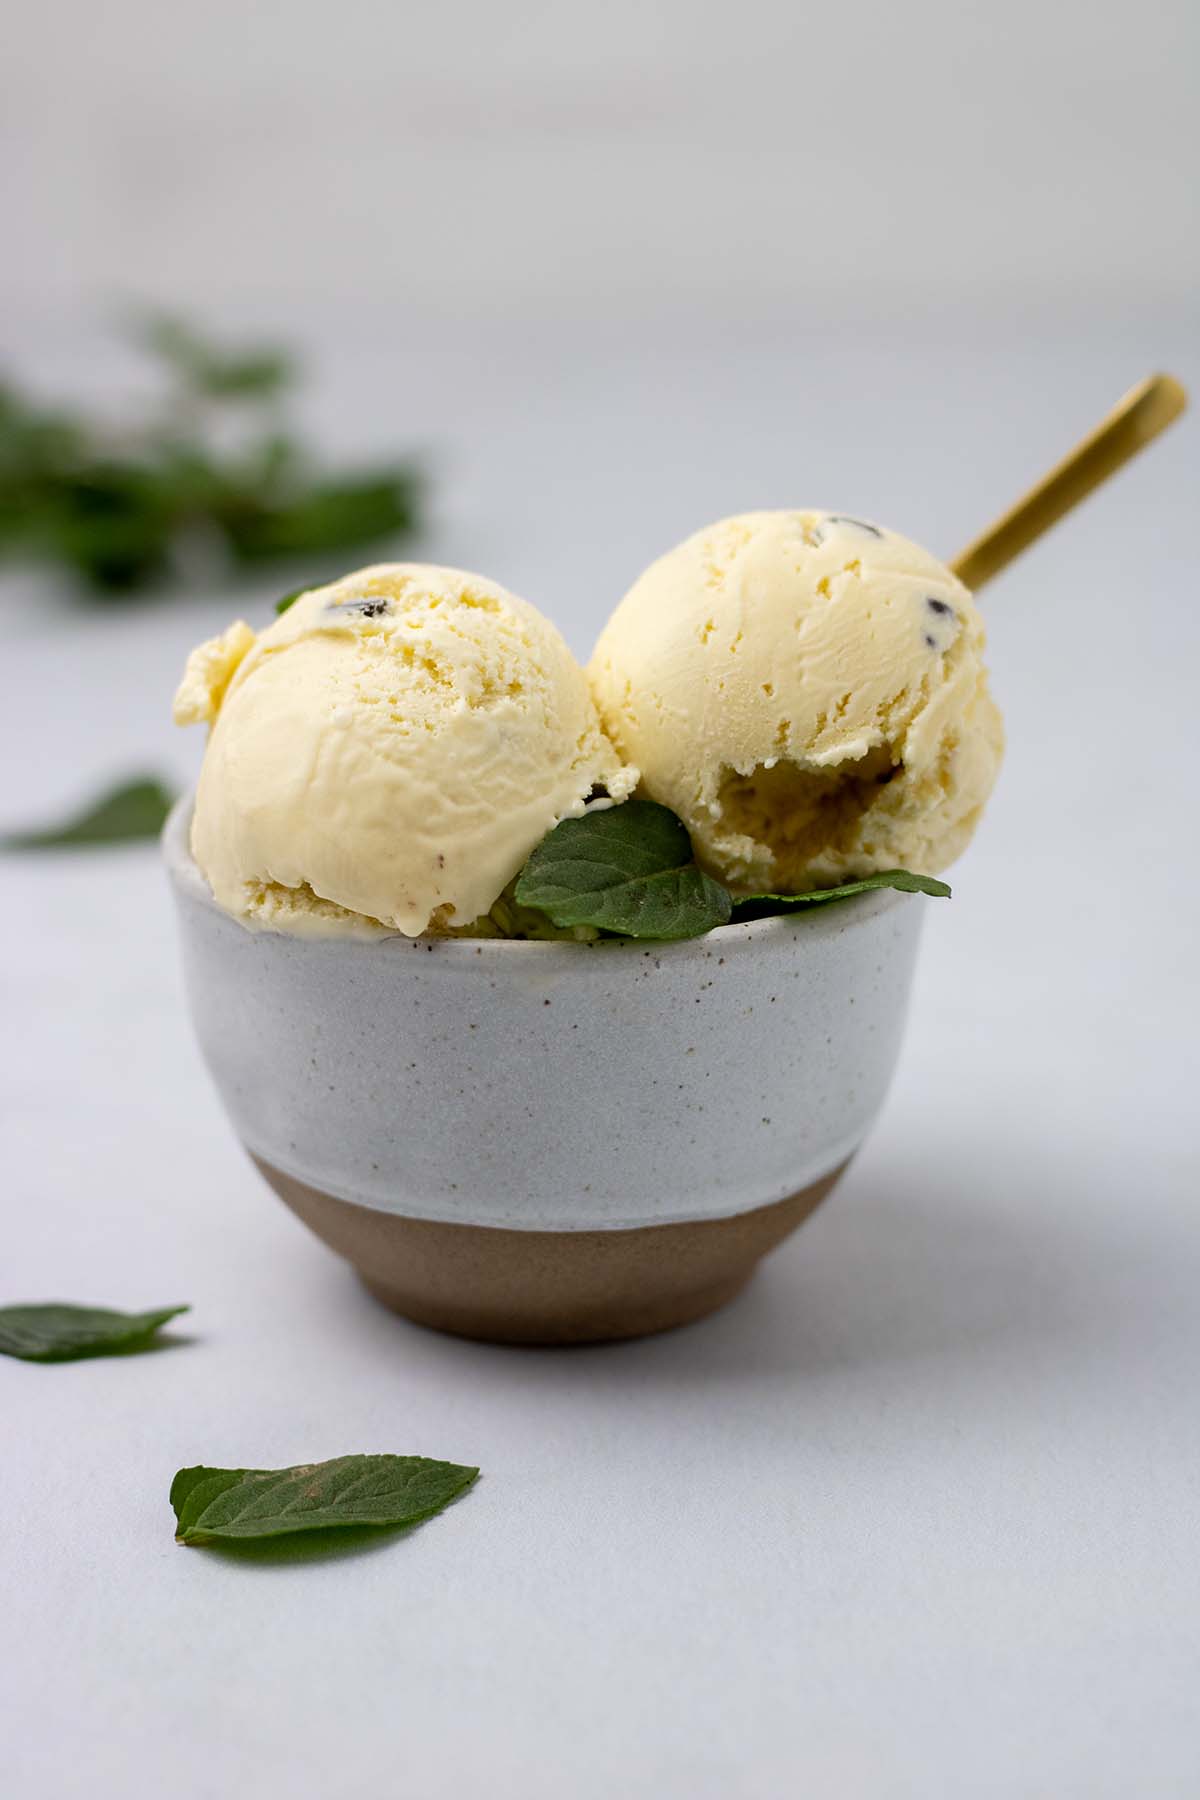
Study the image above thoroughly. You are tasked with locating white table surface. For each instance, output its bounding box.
[3,319,1198,1799]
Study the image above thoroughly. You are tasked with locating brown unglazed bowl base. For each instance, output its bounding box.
[252,1156,849,1346]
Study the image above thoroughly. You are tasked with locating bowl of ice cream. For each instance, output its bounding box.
[166,796,925,1342]
[166,524,1001,1343]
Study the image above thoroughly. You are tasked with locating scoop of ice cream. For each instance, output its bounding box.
[589,511,1002,891]
[176,563,637,937]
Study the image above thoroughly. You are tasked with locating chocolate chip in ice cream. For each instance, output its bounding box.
[338,597,392,619]
[923,594,960,654]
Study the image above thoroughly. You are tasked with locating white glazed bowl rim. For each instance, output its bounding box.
[162,794,914,958]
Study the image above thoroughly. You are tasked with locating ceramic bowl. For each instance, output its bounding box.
[164,798,925,1343]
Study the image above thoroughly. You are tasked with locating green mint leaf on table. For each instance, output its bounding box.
[0,1303,189,1362]
[730,870,951,922]
[3,776,175,849]
[170,1455,479,1547]
[515,800,731,941]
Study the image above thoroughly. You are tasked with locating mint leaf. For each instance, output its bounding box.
[275,584,311,615]
[222,470,419,564]
[730,869,951,921]
[0,1302,189,1362]
[169,1466,251,1525]
[137,313,295,401]
[1,315,423,598]
[3,776,174,849]
[515,800,731,941]
[513,804,952,939]
[170,1454,479,1546]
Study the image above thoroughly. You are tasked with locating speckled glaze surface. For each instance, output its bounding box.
[164,797,925,1233]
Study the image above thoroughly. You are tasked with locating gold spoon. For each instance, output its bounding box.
[950,373,1187,593]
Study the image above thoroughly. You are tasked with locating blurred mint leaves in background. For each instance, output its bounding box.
[0,315,422,597]
[2,775,174,849]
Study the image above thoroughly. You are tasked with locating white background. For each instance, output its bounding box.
[2,0,1197,325]
[3,6,1199,1797]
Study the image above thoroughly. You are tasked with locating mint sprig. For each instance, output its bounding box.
[170,1454,478,1546]
[2,775,175,850]
[0,1302,189,1362]
[513,802,949,941]
[514,800,731,940]
[0,314,421,598]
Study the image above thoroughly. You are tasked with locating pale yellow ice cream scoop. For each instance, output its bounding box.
[176,563,637,937]
[589,511,1002,893]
